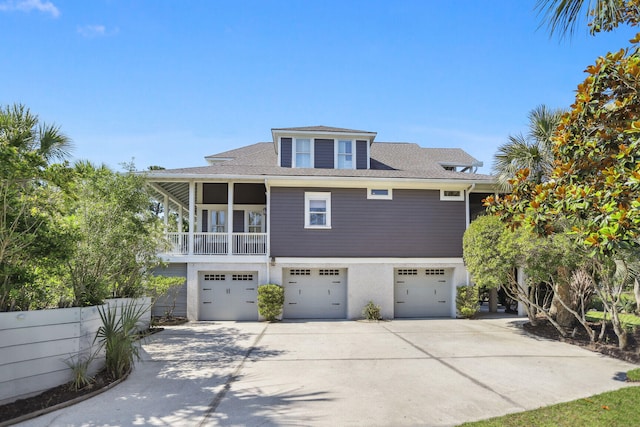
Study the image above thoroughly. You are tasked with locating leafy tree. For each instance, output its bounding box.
[0,104,75,311]
[488,5,640,348]
[464,215,588,333]
[65,161,168,306]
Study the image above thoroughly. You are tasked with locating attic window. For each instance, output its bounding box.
[367,188,393,200]
[443,166,456,171]
[440,189,464,201]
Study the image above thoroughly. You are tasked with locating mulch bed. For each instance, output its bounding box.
[522,318,640,365]
[0,327,165,426]
[0,369,118,425]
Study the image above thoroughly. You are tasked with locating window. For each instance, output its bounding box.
[210,210,226,232]
[367,188,393,200]
[440,189,464,201]
[337,140,353,169]
[304,192,331,229]
[247,211,264,233]
[294,138,311,168]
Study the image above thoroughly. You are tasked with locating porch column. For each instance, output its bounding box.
[163,194,169,228]
[188,181,195,255]
[227,182,234,256]
[265,180,270,257]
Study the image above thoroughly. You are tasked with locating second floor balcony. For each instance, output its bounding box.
[165,232,268,256]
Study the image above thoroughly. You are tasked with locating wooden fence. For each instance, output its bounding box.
[0,297,151,405]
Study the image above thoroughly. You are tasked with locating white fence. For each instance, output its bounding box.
[0,297,151,405]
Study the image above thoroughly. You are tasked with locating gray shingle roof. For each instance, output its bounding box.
[150,141,493,182]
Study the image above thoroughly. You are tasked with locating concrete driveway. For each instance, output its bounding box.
[19,318,637,427]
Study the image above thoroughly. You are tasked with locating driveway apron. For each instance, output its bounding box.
[18,318,637,427]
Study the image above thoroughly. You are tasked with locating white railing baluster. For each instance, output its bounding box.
[164,232,266,255]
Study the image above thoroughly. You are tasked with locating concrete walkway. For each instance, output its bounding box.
[18,318,638,427]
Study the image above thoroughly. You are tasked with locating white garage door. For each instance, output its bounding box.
[199,271,258,321]
[283,268,347,319]
[394,268,452,318]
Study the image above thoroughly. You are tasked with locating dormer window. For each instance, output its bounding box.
[294,138,312,168]
[337,140,353,169]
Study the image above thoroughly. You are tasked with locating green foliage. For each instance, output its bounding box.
[64,352,96,391]
[144,274,185,318]
[586,310,640,329]
[627,368,640,382]
[460,386,640,427]
[536,0,640,38]
[362,300,382,320]
[0,103,76,311]
[66,162,166,306]
[487,38,640,256]
[456,285,479,319]
[95,301,149,379]
[257,284,284,321]
[463,216,515,290]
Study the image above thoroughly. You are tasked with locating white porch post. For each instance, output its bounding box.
[188,181,195,255]
[163,194,169,228]
[265,179,270,257]
[227,182,234,256]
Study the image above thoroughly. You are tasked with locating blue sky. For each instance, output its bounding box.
[1,0,637,173]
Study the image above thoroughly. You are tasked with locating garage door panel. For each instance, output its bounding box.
[394,268,452,318]
[284,268,347,319]
[199,272,258,321]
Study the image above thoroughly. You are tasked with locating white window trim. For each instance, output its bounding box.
[197,204,228,232]
[440,189,465,201]
[244,206,266,233]
[304,192,331,229]
[367,188,393,200]
[335,139,356,170]
[293,138,314,168]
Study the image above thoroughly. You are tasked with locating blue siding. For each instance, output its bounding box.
[270,187,466,257]
[314,139,334,169]
[281,138,292,167]
[356,140,368,169]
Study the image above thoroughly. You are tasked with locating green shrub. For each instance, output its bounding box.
[456,285,480,319]
[362,301,382,320]
[627,368,640,382]
[257,284,284,321]
[64,352,96,391]
[95,301,149,379]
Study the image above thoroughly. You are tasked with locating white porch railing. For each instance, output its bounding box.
[233,233,267,255]
[164,232,267,255]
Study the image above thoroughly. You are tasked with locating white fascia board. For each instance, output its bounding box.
[146,174,496,189]
[273,257,464,265]
[272,129,377,142]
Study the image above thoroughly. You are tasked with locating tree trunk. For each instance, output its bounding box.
[489,288,498,313]
[553,283,575,328]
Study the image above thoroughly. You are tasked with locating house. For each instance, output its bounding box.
[147,126,495,321]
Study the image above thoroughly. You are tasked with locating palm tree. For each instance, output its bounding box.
[1,103,73,164]
[492,105,565,191]
[536,0,639,38]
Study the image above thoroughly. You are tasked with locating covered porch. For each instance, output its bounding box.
[149,180,269,256]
